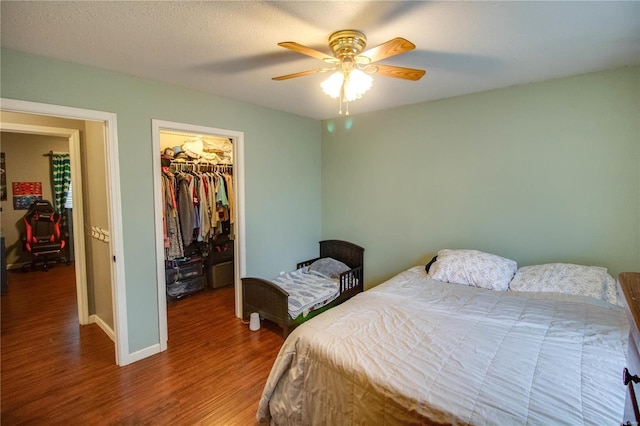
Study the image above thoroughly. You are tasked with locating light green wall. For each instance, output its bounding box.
[1,48,322,353]
[322,67,640,287]
[3,47,638,353]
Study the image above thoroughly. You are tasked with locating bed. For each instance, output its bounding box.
[257,250,628,425]
[242,240,364,338]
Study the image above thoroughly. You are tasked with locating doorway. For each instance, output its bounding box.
[0,123,89,321]
[151,119,245,351]
[0,98,128,365]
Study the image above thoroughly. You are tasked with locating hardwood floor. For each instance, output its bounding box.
[1,264,284,425]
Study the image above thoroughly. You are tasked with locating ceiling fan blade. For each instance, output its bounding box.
[277,42,336,62]
[373,64,426,81]
[272,69,329,81]
[359,37,416,63]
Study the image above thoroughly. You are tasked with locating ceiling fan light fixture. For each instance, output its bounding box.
[320,71,344,99]
[274,29,424,116]
[344,69,372,102]
[321,68,372,115]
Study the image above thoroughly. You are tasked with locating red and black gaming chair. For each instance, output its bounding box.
[23,200,66,271]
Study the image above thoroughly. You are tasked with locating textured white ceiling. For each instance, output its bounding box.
[1,1,639,120]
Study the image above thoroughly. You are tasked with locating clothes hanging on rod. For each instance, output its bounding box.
[161,161,234,261]
[161,167,184,260]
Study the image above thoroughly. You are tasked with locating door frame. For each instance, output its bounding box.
[1,98,129,365]
[151,119,245,351]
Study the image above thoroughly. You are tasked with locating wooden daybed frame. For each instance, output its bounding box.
[242,240,364,338]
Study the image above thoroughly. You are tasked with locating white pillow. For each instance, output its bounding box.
[429,249,517,291]
[508,263,618,305]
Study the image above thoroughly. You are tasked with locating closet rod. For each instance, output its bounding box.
[168,159,233,166]
[168,161,232,172]
[42,151,68,157]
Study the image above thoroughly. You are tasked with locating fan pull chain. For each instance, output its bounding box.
[337,92,350,116]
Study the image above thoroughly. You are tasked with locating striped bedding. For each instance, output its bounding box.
[271,269,340,319]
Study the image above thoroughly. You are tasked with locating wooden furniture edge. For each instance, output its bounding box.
[620,272,640,332]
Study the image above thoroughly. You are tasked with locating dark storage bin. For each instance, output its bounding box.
[208,261,234,289]
[167,275,205,299]
[177,257,204,280]
[166,267,178,285]
[166,257,204,283]
[208,240,234,265]
[166,256,206,299]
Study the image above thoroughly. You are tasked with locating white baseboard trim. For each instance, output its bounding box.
[89,314,115,342]
[123,344,162,365]
[90,315,159,366]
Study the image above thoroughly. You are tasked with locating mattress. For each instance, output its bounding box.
[258,266,629,425]
[271,269,340,319]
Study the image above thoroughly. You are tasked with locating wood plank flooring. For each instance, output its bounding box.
[1,264,284,425]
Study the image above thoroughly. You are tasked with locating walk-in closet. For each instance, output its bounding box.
[159,130,235,300]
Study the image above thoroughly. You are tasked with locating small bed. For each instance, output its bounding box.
[257,249,628,425]
[242,239,364,338]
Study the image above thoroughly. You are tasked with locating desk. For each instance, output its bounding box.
[619,272,640,423]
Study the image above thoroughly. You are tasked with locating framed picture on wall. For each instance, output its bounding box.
[0,153,6,201]
[12,181,42,210]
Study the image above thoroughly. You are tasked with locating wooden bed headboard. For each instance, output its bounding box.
[319,239,364,271]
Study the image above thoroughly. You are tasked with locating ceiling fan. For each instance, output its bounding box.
[273,30,426,115]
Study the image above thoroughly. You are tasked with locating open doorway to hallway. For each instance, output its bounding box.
[0,99,128,365]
